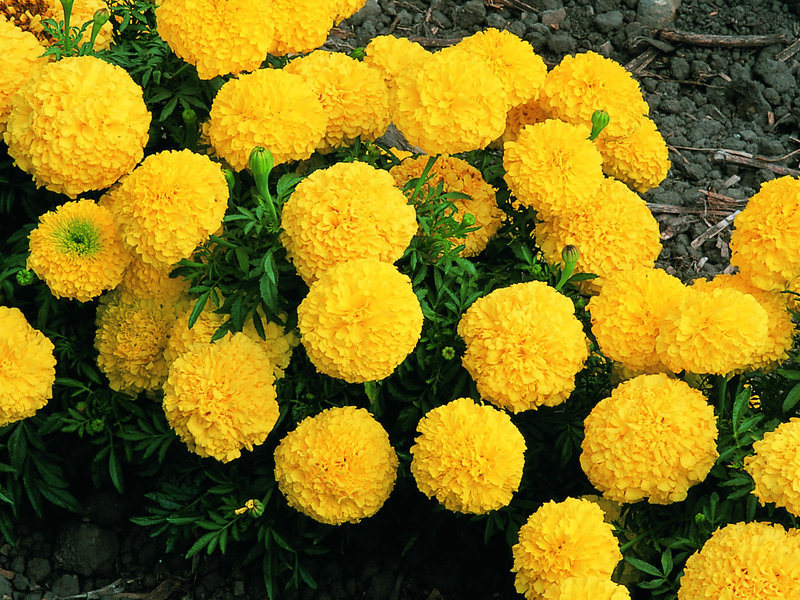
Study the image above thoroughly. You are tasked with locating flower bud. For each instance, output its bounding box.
[561,244,580,267]
[461,213,476,227]
[249,146,274,197]
[589,110,610,141]
[234,498,264,518]
[15,269,35,286]
[441,346,455,360]
[182,108,197,129]
[88,417,105,434]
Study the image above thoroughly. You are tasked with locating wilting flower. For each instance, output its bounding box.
[594,116,670,193]
[297,259,423,383]
[744,418,800,517]
[274,406,398,525]
[268,0,336,56]
[27,199,131,302]
[458,281,588,413]
[410,398,526,514]
[0,306,55,426]
[581,373,718,504]
[3,55,150,197]
[542,577,631,600]
[0,18,47,133]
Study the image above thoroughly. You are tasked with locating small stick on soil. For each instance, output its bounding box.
[625,47,659,74]
[690,211,740,249]
[655,29,791,48]
[408,36,462,47]
[775,38,800,61]
[713,149,800,177]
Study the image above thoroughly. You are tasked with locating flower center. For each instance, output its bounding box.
[54,218,102,257]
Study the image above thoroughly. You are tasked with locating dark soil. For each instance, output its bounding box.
[7,1,800,600]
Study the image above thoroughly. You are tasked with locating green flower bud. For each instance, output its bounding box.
[561,245,580,267]
[441,346,456,360]
[88,417,105,434]
[92,7,110,27]
[249,146,274,196]
[75,401,87,413]
[182,108,197,129]
[461,213,476,227]
[15,269,35,286]
[694,513,707,525]
[589,110,610,141]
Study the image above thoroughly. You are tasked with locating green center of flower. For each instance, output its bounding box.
[54,218,102,257]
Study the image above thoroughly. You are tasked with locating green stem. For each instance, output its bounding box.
[61,0,74,55]
[712,374,729,420]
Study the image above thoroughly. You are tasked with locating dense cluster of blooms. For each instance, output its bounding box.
[389,155,503,256]
[0,306,55,426]
[410,398,526,514]
[678,522,800,599]
[114,255,189,305]
[541,577,631,600]
[163,333,280,462]
[512,497,622,599]
[273,406,398,525]
[458,281,588,412]
[280,162,416,283]
[744,418,800,517]
[267,0,336,56]
[297,259,423,383]
[0,17,46,133]
[27,199,131,302]
[362,34,429,94]
[594,116,670,193]
[581,374,718,504]
[4,55,150,197]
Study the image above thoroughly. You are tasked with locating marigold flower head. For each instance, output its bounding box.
[208,68,327,170]
[155,0,273,79]
[581,373,718,504]
[512,497,622,600]
[730,176,800,291]
[655,286,769,375]
[535,179,662,292]
[115,255,190,307]
[363,35,430,94]
[678,521,800,599]
[110,150,228,268]
[542,577,631,600]
[331,0,366,22]
[594,116,670,193]
[284,51,390,152]
[95,291,175,393]
[503,119,604,218]
[0,306,55,426]
[268,0,335,56]
[0,18,47,134]
[458,281,588,413]
[298,259,423,383]
[391,48,508,154]
[389,155,503,257]
[281,162,416,284]
[588,267,689,374]
[163,333,279,462]
[274,406,398,525]
[27,199,131,302]
[410,398,526,514]
[500,97,551,144]
[3,55,150,198]
[744,418,800,517]
[542,51,649,140]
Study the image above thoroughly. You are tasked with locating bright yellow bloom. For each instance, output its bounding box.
[458,281,588,413]
[594,116,670,193]
[27,199,131,302]
[730,175,800,291]
[503,119,604,218]
[678,522,800,599]
[542,51,649,140]
[512,497,622,600]
[500,97,551,144]
[267,0,335,56]
[655,286,769,375]
[3,56,150,198]
[0,18,47,134]
[0,306,55,426]
[542,577,631,600]
[331,0,366,22]
[581,374,718,504]
[298,259,423,383]
[410,398,526,514]
[274,406,398,525]
[389,155,503,257]
[281,162,417,284]
[114,255,190,307]
[208,68,327,170]
[744,418,800,518]
[163,333,280,463]
[363,35,430,96]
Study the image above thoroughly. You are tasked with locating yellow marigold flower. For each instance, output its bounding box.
[535,179,662,292]
[458,281,588,413]
[163,333,279,463]
[594,116,670,193]
[588,267,689,374]
[744,418,800,518]
[678,521,800,600]
[655,286,769,375]
[4,56,150,198]
[500,97,551,145]
[208,68,327,170]
[512,497,622,600]
[693,273,795,371]
[580,374,718,504]
[542,577,631,600]
[389,155,503,257]
[331,0,366,22]
[297,259,423,383]
[503,119,604,218]
[542,51,649,140]
[274,406,398,525]
[730,176,800,291]
[95,292,174,394]
[410,398,526,514]
[284,51,390,151]
[111,150,228,268]
[155,0,273,80]
[363,35,430,96]
[27,199,131,302]
[0,18,47,134]
[268,0,335,56]
[0,306,55,426]
[281,162,416,284]
[115,255,189,307]
[391,48,508,154]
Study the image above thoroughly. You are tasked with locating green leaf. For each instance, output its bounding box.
[188,289,211,329]
[777,369,800,380]
[783,382,800,412]
[732,387,750,433]
[38,483,82,513]
[185,531,218,559]
[660,548,673,575]
[108,443,124,494]
[624,557,663,578]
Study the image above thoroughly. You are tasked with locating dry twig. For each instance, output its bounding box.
[713,150,800,177]
[775,38,800,61]
[690,211,740,249]
[655,29,791,48]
